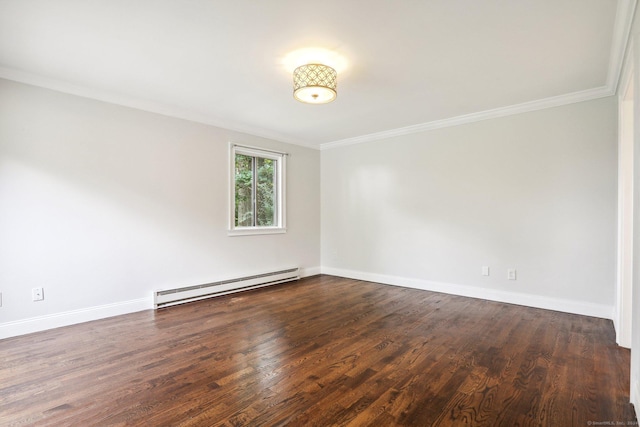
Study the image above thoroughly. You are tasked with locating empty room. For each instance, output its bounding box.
[1,1,639,426]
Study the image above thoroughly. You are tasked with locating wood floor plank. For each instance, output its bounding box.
[0,275,636,426]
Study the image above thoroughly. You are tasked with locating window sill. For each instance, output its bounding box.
[228,227,287,237]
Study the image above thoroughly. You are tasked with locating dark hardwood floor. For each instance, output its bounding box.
[0,275,636,426]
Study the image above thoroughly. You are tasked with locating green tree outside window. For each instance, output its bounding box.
[235,153,276,227]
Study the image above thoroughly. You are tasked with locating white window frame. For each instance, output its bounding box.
[228,143,287,236]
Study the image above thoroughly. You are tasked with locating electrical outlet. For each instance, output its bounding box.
[507,269,517,280]
[32,287,44,301]
[481,266,490,276]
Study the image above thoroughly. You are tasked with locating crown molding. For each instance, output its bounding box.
[320,86,614,150]
[0,66,320,150]
[0,64,619,153]
[608,0,638,92]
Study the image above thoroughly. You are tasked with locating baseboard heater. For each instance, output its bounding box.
[153,268,299,309]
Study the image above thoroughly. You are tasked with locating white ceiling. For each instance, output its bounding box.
[0,0,635,149]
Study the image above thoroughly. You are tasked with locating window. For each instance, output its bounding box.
[229,144,286,235]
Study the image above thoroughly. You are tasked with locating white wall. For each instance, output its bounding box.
[0,79,320,337]
[322,97,618,318]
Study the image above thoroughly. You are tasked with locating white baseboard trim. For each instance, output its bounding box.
[300,266,321,278]
[0,297,153,340]
[613,308,633,348]
[321,267,614,320]
[1,266,613,340]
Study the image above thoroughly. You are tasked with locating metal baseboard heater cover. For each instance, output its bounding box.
[154,268,299,309]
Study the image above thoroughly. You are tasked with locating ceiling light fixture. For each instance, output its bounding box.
[293,63,337,104]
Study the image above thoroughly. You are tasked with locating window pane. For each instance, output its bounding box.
[235,154,253,227]
[230,145,285,234]
[256,157,276,226]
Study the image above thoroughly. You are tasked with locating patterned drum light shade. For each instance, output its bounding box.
[293,64,337,104]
